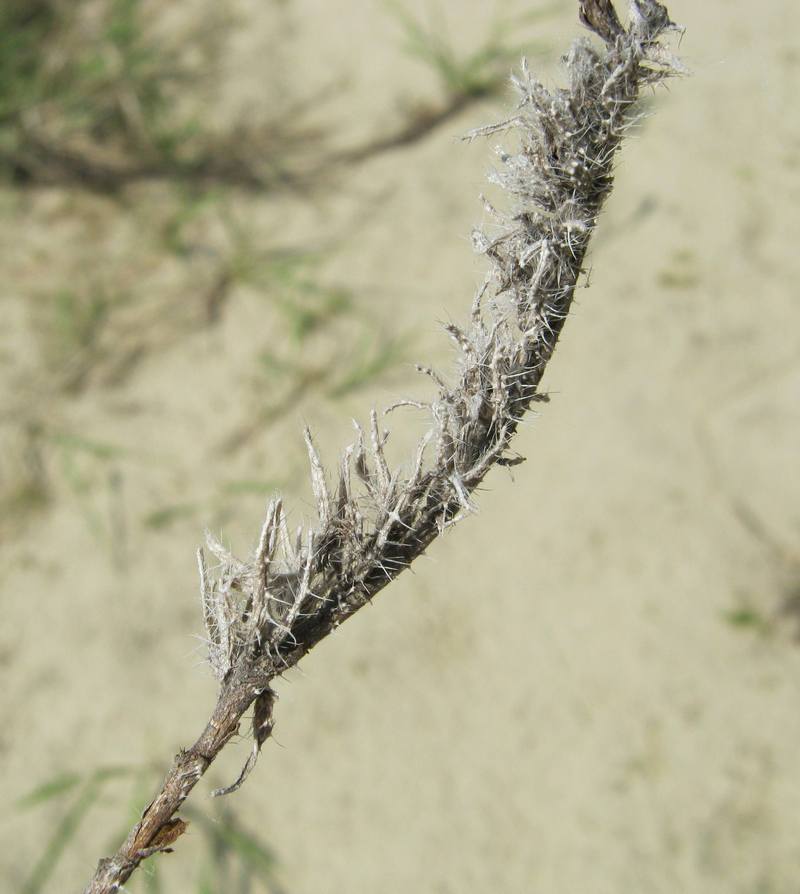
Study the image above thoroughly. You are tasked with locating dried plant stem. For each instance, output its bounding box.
[83,677,257,894]
[83,2,684,891]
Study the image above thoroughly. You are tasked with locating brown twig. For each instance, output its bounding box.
[83,2,684,890]
[83,674,264,894]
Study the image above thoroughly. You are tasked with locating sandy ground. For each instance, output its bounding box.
[1,0,799,892]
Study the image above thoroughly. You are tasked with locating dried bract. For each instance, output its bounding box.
[199,0,683,737]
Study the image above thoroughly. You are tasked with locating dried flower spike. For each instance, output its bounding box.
[84,4,684,891]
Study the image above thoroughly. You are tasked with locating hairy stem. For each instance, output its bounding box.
[83,2,683,890]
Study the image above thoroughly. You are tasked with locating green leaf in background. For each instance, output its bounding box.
[19,765,139,894]
[49,431,127,461]
[16,772,83,810]
[17,763,284,894]
[222,480,285,497]
[141,862,163,894]
[21,777,104,894]
[385,0,561,99]
[196,877,217,894]
[143,502,198,530]
[328,332,409,399]
[184,806,280,890]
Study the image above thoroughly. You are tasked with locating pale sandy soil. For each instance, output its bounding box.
[1,1,799,893]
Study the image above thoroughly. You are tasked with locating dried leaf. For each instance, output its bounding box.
[147,818,188,852]
[212,690,276,798]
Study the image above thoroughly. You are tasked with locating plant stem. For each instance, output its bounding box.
[83,675,258,894]
[82,2,684,890]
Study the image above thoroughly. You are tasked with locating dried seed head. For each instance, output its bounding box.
[197,0,682,705]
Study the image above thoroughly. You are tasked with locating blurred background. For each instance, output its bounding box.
[1,0,798,892]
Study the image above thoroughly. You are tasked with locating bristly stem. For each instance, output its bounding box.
[83,2,684,891]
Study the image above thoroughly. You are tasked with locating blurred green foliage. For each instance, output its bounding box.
[0,0,215,183]
[386,1,561,100]
[18,765,285,894]
[0,0,331,191]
